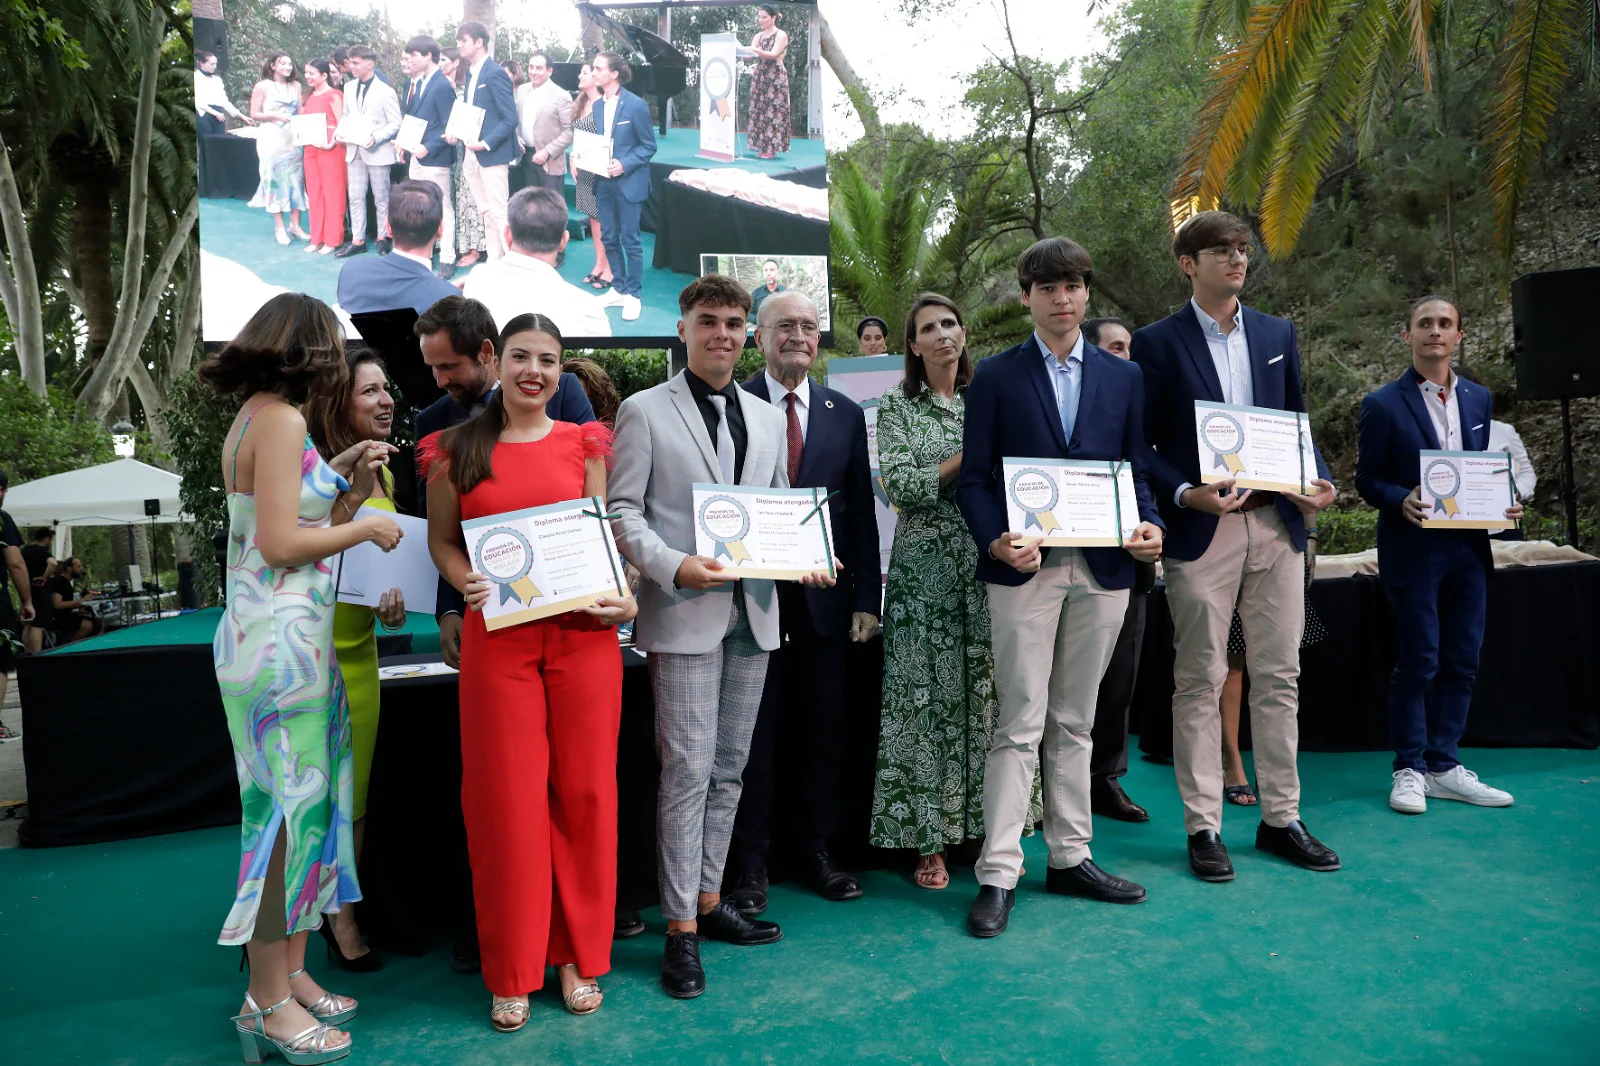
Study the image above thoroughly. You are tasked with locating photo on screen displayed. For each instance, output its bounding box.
[700,253,830,332]
[198,0,830,348]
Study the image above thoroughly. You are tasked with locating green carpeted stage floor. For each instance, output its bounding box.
[50,607,441,656]
[3,749,1596,1064]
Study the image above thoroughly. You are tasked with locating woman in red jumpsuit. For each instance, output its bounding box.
[423,313,635,1031]
[300,59,346,254]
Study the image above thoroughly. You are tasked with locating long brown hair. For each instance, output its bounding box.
[305,348,386,461]
[436,313,564,495]
[562,356,620,426]
[197,293,348,403]
[901,292,973,398]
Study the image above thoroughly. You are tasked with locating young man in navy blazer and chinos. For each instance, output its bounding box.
[1130,211,1340,883]
[453,22,518,260]
[728,291,881,915]
[958,239,1165,938]
[1355,296,1519,816]
[399,36,458,276]
[591,52,659,323]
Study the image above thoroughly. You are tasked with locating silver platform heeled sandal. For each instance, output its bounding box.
[232,993,352,1065]
[287,968,358,1026]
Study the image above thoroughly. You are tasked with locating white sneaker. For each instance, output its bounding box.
[621,294,641,321]
[1427,765,1514,807]
[1390,768,1427,814]
[596,288,627,308]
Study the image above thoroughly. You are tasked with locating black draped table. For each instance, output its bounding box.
[639,159,829,235]
[198,133,260,200]
[650,180,829,275]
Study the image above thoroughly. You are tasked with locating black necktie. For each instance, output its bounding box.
[358,78,369,106]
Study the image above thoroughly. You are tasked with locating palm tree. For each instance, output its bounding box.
[1173,0,1598,263]
[829,156,940,353]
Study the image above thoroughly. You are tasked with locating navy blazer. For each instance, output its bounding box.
[743,375,882,633]
[463,58,518,166]
[404,69,456,168]
[957,334,1162,591]
[337,253,458,317]
[1130,302,1330,561]
[415,379,597,619]
[593,88,658,204]
[1355,369,1495,583]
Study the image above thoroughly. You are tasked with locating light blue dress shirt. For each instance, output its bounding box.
[1176,298,1252,507]
[1036,329,1085,447]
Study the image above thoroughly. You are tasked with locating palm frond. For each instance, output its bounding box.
[1402,0,1436,87]
[1191,0,1252,47]
[1353,3,1409,158]
[1485,0,1581,264]
[1582,0,1599,80]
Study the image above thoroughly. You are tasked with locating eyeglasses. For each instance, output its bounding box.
[773,320,821,337]
[1201,245,1253,262]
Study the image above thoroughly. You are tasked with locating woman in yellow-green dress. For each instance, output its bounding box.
[306,347,405,972]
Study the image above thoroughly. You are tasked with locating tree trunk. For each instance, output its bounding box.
[464,0,496,46]
[0,131,46,394]
[818,14,881,141]
[73,177,117,369]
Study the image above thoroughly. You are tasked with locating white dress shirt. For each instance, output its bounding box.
[391,248,432,271]
[466,56,488,104]
[519,79,572,155]
[195,70,244,119]
[1415,369,1462,450]
[1177,298,1254,507]
[461,251,613,338]
[1488,420,1536,500]
[764,371,810,444]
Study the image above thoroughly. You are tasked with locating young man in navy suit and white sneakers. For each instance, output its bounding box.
[591,52,658,322]
[958,238,1165,938]
[1356,296,1519,815]
[1131,211,1340,882]
[452,22,517,261]
[397,36,458,279]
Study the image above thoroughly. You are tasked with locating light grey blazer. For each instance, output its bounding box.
[341,77,402,166]
[609,370,788,655]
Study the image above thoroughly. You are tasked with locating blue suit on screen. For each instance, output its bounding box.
[592,87,658,300]
[336,253,459,316]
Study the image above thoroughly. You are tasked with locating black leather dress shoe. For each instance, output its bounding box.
[1256,820,1341,871]
[376,237,393,255]
[966,885,1015,938]
[726,869,769,917]
[614,908,645,939]
[436,262,456,280]
[804,852,863,902]
[1044,859,1147,903]
[332,241,365,259]
[697,900,783,946]
[1091,780,1150,823]
[661,931,705,999]
[1188,830,1236,882]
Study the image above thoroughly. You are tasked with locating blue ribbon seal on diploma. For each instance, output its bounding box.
[698,495,753,563]
[1200,411,1247,475]
[474,526,541,605]
[1425,459,1462,517]
[1007,467,1062,534]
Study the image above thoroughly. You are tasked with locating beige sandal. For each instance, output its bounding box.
[563,983,603,1015]
[913,853,950,890]
[490,996,530,1033]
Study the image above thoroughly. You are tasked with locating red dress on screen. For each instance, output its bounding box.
[301,89,346,247]
[428,419,623,996]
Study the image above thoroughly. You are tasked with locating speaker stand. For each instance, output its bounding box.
[1561,397,1579,545]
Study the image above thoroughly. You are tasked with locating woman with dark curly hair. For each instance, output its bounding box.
[200,293,402,1065]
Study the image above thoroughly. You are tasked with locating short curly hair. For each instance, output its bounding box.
[197,293,349,404]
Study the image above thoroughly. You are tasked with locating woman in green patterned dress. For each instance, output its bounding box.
[871,293,1039,889]
[202,294,402,1064]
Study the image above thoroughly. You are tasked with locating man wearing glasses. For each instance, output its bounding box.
[1130,211,1340,883]
[729,290,882,915]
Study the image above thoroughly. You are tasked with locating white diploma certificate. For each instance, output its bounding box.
[289,113,331,148]
[334,112,374,146]
[445,100,485,144]
[692,484,836,581]
[335,508,437,615]
[1002,458,1140,547]
[462,497,630,632]
[1194,401,1316,494]
[1419,450,1516,530]
[395,114,427,154]
[572,128,614,176]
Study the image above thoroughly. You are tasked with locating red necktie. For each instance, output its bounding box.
[785,393,803,485]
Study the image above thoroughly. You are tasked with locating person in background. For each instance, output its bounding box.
[336,180,459,316]
[502,59,524,94]
[440,48,488,271]
[748,259,787,321]
[398,36,459,280]
[745,4,791,160]
[423,314,632,1030]
[0,475,36,742]
[198,293,402,1066]
[248,53,310,246]
[196,51,250,135]
[518,51,574,195]
[568,64,612,292]
[561,357,621,428]
[1357,296,1521,816]
[590,52,657,322]
[1455,366,1535,541]
[304,347,408,973]
[333,45,401,260]
[728,290,881,916]
[452,21,518,262]
[46,556,101,645]
[1080,316,1152,824]
[20,527,55,653]
[855,316,889,356]
[462,187,612,338]
[870,294,1024,891]
[301,59,347,256]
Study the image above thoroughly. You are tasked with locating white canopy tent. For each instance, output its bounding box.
[5,459,186,558]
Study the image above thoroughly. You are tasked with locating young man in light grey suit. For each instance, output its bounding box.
[609,275,835,1000]
[335,45,402,257]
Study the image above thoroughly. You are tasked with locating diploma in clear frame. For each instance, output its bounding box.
[1194,401,1315,494]
[692,484,836,581]
[462,497,630,632]
[1418,450,1516,530]
[1002,458,1139,547]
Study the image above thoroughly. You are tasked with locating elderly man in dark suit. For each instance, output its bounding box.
[726,289,881,916]
[336,181,458,315]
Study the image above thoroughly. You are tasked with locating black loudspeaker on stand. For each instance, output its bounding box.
[1512,266,1600,545]
[144,497,162,612]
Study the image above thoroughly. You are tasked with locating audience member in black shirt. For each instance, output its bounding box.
[20,527,55,652]
[48,556,101,645]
